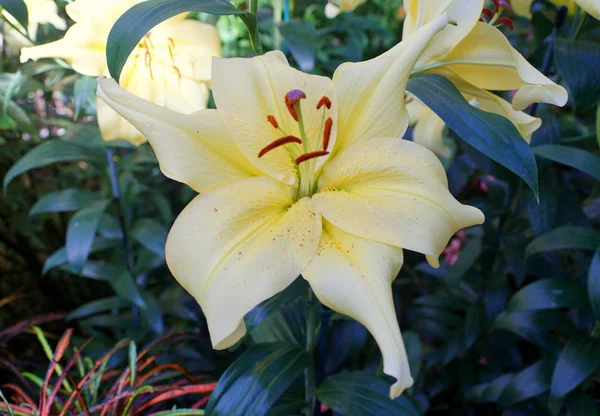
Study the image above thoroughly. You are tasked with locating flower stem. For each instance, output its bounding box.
[305,289,318,416]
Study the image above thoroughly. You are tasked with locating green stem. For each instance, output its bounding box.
[250,0,258,15]
[488,7,504,26]
[305,289,318,416]
[592,321,600,338]
[273,0,283,50]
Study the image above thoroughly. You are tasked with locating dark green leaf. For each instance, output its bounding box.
[42,239,119,274]
[140,291,164,334]
[407,73,539,198]
[131,219,168,259]
[73,76,98,119]
[66,200,111,272]
[245,277,308,332]
[550,334,600,399]
[316,372,421,416]
[526,226,600,257]
[111,271,145,308]
[554,38,600,110]
[61,261,124,281]
[491,310,573,333]
[447,238,481,283]
[30,189,101,216]
[497,359,554,407]
[566,389,599,416]
[205,343,309,416]
[250,298,307,346]
[508,278,589,312]
[279,20,317,72]
[3,140,105,189]
[589,249,600,318]
[464,302,486,350]
[0,0,28,34]
[501,233,527,284]
[66,297,129,320]
[534,144,600,181]
[106,0,258,81]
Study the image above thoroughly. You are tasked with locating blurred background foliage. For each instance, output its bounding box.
[0,0,599,415]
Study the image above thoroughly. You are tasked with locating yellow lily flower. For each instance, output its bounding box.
[407,95,452,158]
[325,0,367,18]
[20,0,221,146]
[512,0,599,20]
[98,13,484,398]
[404,0,568,116]
[2,0,66,48]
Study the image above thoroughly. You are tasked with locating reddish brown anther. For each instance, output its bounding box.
[296,151,329,165]
[267,115,279,129]
[317,96,332,110]
[481,7,494,19]
[322,117,333,151]
[497,17,514,30]
[259,136,302,158]
[285,90,307,121]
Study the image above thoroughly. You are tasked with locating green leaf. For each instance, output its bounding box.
[534,144,600,181]
[0,0,28,34]
[205,342,309,416]
[3,140,105,189]
[550,334,600,398]
[73,76,97,119]
[507,278,589,312]
[61,261,124,281]
[407,73,539,198]
[497,359,554,407]
[106,0,258,81]
[447,238,481,283]
[66,297,129,320]
[526,226,600,257]
[42,239,119,274]
[30,189,101,216]
[66,200,111,272]
[279,20,317,72]
[316,372,421,416]
[554,38,600,110]
[464,302,486,349]
[131,218,168,259]
[566,389,599,416]
[245,277,308,332]
[111,271,145,308]
[491,310,573,334]
[589,249,600,318]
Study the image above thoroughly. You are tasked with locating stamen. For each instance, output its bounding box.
[296,151,329,165]
[259,136,302,158]
[285,89,307,121]
[317,96,332,110]
[172,65,182,79]
[497,17,514,30]
[144,51,154,80]
[481,8,494,19]
[267,115,279,129]
[322,117,333,151]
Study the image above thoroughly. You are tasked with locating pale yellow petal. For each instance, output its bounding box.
[212,51,338,185]
[313,138,484,265]
[403,0,484,61]
[96,97,146,146]
[303,221,411,398]
[166,177,322,349]
[97,77,259,191]
[434,22,568,111]
[576,0,600,20]
[407,97,451,157]
[511,0,534,17]
[325,3,341,18]
[65,0,143,23]
[331,13,449,154]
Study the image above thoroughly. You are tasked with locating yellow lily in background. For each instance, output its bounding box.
[406,95,453,158]
[512,0,599,20]
[2,0,66,49]
[98,13,484,398]
[20,0,221,146]
[325,0,367,18]
[403,0,567,154]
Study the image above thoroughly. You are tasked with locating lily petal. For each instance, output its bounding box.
[167,177,322,349]
[403,0,484,63]
[212,51,338,185]
[331,13,448,154]
[303,221,411,399]
[97,77,259,192]
[313,138,484,265]
[436,22,568,111]
[576,0,600,20]
[407,97,451,157]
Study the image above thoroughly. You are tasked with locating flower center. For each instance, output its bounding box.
[480,0,514,30]
[139,33,182,81]
[258,89,333,200]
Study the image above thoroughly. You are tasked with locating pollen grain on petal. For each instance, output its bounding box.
[258,136,302,158]
[317,96,332,110]
[323,117,333,151]
[296,150,330,165]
